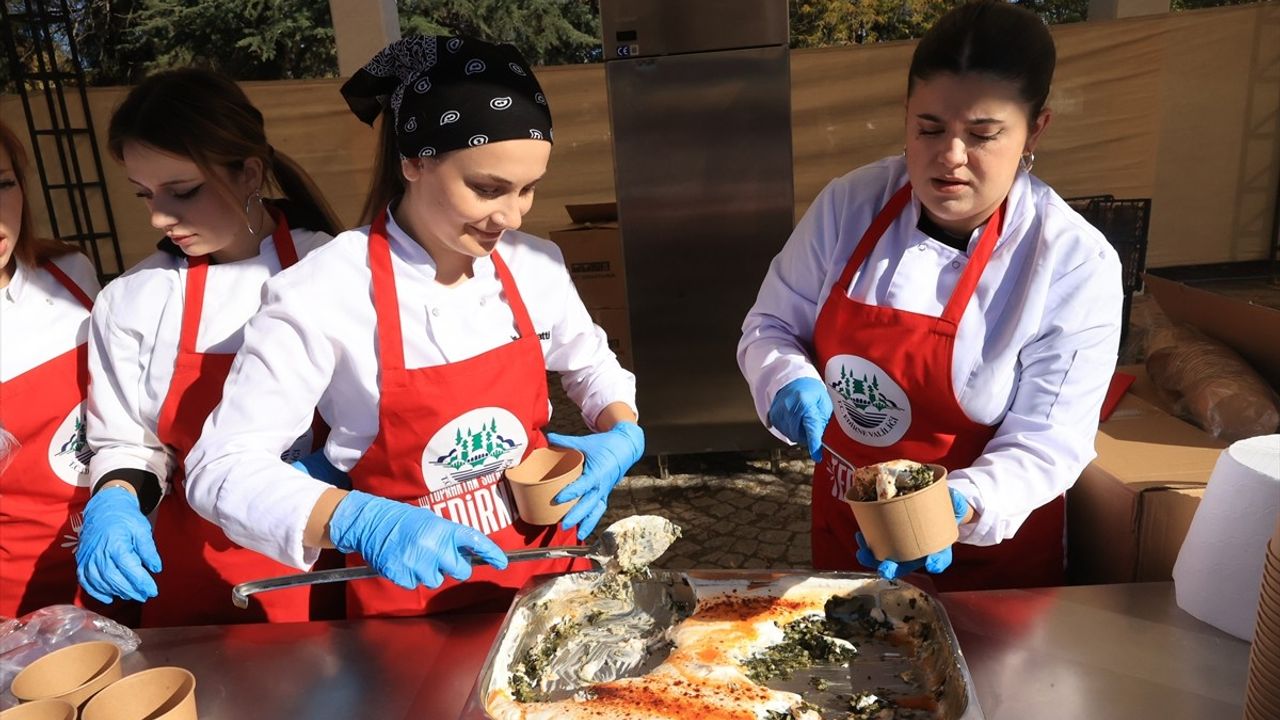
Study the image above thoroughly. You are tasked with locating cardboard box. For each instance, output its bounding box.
[1068,394,1226,584]
[588,306,633,371]
[1145,273,1280,392]
[548,203,628,310]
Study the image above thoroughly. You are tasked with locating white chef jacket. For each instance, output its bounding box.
[185,210,638,569]
[1,252,99,383]
[86,229,331,492]
[739,155,1123,546]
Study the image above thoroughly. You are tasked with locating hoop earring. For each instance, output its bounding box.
[245,190,264,236]
[1020,151,1035,173]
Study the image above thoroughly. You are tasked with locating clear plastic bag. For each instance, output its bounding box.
[0,426,20,477]
[0,605,141,709]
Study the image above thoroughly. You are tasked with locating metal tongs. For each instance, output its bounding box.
[231,515,680,609]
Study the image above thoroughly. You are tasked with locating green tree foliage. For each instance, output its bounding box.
[398,0,601,66]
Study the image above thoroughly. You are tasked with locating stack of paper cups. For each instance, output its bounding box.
[1173,434,1280,641]
[1244,515,1280,719]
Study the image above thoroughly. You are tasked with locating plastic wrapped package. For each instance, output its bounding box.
[0,426,19,477]
[1146,323,1280,441]
[0,605,141,709]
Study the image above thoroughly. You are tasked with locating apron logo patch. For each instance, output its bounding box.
[418,407,528,534]
[47,404,93,487]
[824,355,912,448]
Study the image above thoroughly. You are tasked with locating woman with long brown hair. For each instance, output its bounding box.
[74,68,346,626]
[0,121,105,618]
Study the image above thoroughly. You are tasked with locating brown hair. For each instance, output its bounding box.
[358,113,405,226]
[0,121,79,269]
[107,68,340,236]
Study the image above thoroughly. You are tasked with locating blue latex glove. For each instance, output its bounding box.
[75,486,162,604]
[768,377,833,461]
[328,490,508,590]
[291,450,352,490]
[545,421,645,541]
[855,487,970,580]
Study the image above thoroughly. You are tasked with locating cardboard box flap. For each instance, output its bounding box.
[1145,274,1280,391]
[564,202,617,226]
[1091,407,1227,491]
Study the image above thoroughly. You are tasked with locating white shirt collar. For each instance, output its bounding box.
[383,203,495,283]
[2,259,31,305]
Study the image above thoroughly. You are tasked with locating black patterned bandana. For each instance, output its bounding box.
[341,35,553,159]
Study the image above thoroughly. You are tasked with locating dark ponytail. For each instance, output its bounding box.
[908,0,1056,122]
[108,68,341,236]
[358,113,405,226]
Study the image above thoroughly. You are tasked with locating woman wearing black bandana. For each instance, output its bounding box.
[185,37,643,617]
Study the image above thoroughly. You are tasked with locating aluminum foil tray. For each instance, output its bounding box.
[461,569,984,720]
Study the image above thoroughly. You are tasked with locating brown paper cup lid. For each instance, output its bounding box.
[81,667,197,720]
[504,447,585,526]
[844,464,959,562]
[10,641,122,707]
[0,699,77,720]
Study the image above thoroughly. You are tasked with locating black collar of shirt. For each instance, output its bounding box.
[916,211,971,254]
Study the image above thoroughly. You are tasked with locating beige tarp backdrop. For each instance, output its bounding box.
[2,3,1277,272]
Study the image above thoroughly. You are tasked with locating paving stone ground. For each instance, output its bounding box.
[546,374,815,571]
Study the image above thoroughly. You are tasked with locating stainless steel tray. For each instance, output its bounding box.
[461,569,984,719]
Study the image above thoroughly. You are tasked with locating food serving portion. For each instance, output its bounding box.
[479,570,979,720]
[850,460,940,502]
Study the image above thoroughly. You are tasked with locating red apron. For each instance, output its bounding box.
[344,210,586,618]
[0,261,117,618]
[811,184,1065,592]
[145,214,319,626]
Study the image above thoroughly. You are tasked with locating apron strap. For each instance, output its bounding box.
[179,211,297,355]
[269,205,300,269]
[179,255,211,355]
[489,251,536,340]
[835,183,914,293]
[367,210,406,372]
[40,258,94,310]
[834,182,1008,330]
[940,199,1005,326]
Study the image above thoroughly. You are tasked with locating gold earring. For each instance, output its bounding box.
[244,190,264,235]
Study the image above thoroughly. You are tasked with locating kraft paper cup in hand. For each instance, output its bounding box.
[0,699,77,720]
[10,641,122,709]
[80,667,197,720]
[843,464,959,563]
[505,446,585,526]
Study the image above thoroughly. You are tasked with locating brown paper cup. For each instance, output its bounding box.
[0,699,77,720]
[505,447,585,526]
[844,464,959,563]
[80,667,196,720]
[10,641,122,708]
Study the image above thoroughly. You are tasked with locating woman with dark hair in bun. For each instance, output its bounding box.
[740,1,1123,591]
[186,36,642,617]
[74,68,346,626]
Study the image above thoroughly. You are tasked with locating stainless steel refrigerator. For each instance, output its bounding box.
[602,0,795,457]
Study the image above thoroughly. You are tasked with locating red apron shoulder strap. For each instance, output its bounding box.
[179,255,211,355]
[939,198,1006,326]
[834,183,914,294]
[269,206,300,269]
[367,210,406,372]
[40,258,94,310]
[489,251,536,340]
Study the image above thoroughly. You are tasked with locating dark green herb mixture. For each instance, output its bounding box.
[742,614,859,683]
[510,617,582,702]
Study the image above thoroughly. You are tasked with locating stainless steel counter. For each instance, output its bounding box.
[124,582,1248,719]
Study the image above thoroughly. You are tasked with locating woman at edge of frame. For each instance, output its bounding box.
[739,0,1123,591]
